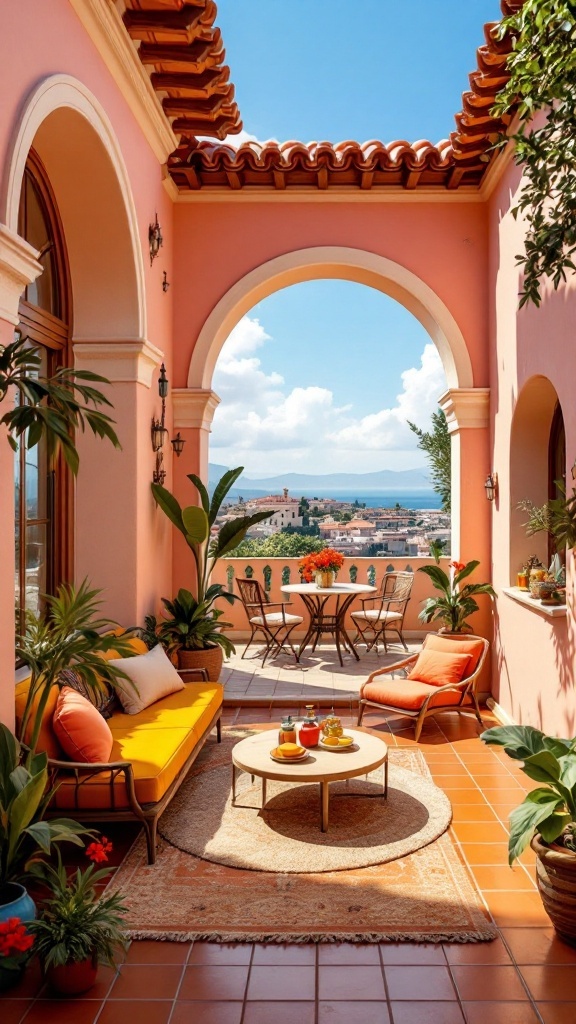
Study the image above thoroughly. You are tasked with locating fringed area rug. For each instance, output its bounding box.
[108,726,495,943]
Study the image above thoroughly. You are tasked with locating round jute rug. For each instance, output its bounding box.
[159,730,452,873]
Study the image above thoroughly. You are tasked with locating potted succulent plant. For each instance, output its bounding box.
[0,725,87,930]
[518,481,576,552]
[482,725,576,944]
[30,838,128,995]
[418,554,496,634]
[151,467,275,679]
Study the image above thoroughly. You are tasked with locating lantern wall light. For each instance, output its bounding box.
[151,363,186,485]
[148,213,163,266]
[485,472,498,502]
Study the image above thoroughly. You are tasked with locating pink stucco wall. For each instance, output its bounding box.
[489,154,576,735]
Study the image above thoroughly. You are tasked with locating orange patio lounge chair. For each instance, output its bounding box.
[357,632,489,740]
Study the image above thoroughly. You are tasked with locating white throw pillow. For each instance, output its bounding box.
[108,644,184,715]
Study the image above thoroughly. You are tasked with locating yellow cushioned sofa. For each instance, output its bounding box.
[15,637,223,864]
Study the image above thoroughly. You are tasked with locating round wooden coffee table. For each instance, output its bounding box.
[231,727,388,833]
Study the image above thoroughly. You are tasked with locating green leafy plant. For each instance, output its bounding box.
[482,725,576,862]
[16,580,135,759]
[0,725,86,893]
[492,1,576,308]
[408,409,451,513]
[157,588,235,658]
[30,841,128,970]
[518,480,576,551]
[151,467,275,651]
[418,554,495,633]
[0,333,120,473]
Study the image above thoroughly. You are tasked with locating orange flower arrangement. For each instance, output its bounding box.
[299,548,345,582]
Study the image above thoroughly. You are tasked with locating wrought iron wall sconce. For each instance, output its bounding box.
[149,213,163,266]
[151,363,186,484]
[485,471,498,501]
[162,271,170,292]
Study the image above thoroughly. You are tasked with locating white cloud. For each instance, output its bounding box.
[210,316,446,474]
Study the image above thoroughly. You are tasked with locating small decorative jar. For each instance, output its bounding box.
[279,715,297,745]
[516,571,529,591]
[315,570,335,588]
[529,567,547,598]
[304,705,318,723]
[299,720,321,747]
[322,712,343,739]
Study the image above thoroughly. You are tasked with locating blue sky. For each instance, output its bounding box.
[210,1,501,478]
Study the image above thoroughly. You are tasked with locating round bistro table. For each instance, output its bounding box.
[231,727,388,833]
[280,581,377,665]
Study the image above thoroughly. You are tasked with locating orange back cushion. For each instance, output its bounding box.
[53,687,113,763]
[407,649,471,687]
[15,678,62,759]
[423,635,485,675]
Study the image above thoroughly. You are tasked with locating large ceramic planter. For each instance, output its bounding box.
[46,955,98,995]
[531,833,576,946]
[177,645,223,681]
[0,882,36,925]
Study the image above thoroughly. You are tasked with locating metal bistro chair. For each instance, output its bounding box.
[351,571,414,654]
[236,577,303,667]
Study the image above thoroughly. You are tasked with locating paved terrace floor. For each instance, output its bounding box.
[221,639,422,706]
[5,705,576,1024]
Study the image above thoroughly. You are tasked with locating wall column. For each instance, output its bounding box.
[170,388,220,593]
[73,338,168,626]
[0,225,42,730]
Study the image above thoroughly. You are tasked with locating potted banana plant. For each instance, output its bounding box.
[482,725,576,945]
[151,467,275,679]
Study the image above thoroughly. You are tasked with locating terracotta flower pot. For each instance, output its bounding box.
[531,833,576,946]
[177,645,223,681]
[46,955,98,995]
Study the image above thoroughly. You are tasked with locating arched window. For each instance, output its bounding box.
[15,151,71,647]
[548,402,566,562]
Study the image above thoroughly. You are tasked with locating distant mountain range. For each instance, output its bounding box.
[208,464,432,493]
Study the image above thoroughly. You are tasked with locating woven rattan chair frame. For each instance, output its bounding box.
[352,571,414,654]
[236,577,302,666]
[356,633,489,741]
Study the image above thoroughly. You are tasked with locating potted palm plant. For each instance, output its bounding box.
[30,839,128,995]
[418,552,495,634]
[0,725,87,928]
[151,467,275,679]
[481,725,576,944]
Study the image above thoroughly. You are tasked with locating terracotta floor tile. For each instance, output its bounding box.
[380,943,446,965]
[244,1003,316,1024]
[435,777,479,790]
[319,1001,390,1023]
[501,927,576,965]
[472,865,536,892]
[5,957,44,998]
[390,1002,465,1024]
[484,892,551,928]
[318,943,381,965]
[126,940,190,964]
[452,822,509,843]
[179,965,249,1001]
[39,965,117,1001]
[459,762,513,776]
[458,843,515,866]
[450,805,502,824]
[462,1002,540,1023]
[109,964,182,1000]
[474,776,525,791]
[253,943,316,965]
[519,965,576,1001]
[1,1001,34,1024]
[97,1002,172,1024]
[20,1001,102,1024]
[247,965,316,1000]
[536,1003,576,1024]
[443,790,490,806]
[384,965,456,1001]
[188,942,253,965]
[170,1003,243,1024]
[318,965,387,1000]
[450,965,528,1001]
[443,937,512,964]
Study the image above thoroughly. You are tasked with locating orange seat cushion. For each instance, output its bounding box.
[423,635,485,675]
[407,649,471,686]
[53,687,114,763]
[362,677,467,711]
[50,682,223,811]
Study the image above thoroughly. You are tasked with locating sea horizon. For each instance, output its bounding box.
[225,488,441,510]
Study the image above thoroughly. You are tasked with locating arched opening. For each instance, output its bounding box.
[510,376,565,579]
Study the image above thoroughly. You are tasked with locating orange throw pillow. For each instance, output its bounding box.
[53,687,113,763]
[423,635,485,675]
[407,649,471,687]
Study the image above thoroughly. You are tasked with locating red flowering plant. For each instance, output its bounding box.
[30,836,128,973]
[299,548,345,583]
[418,549,495,633]
[0,916,35,977]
